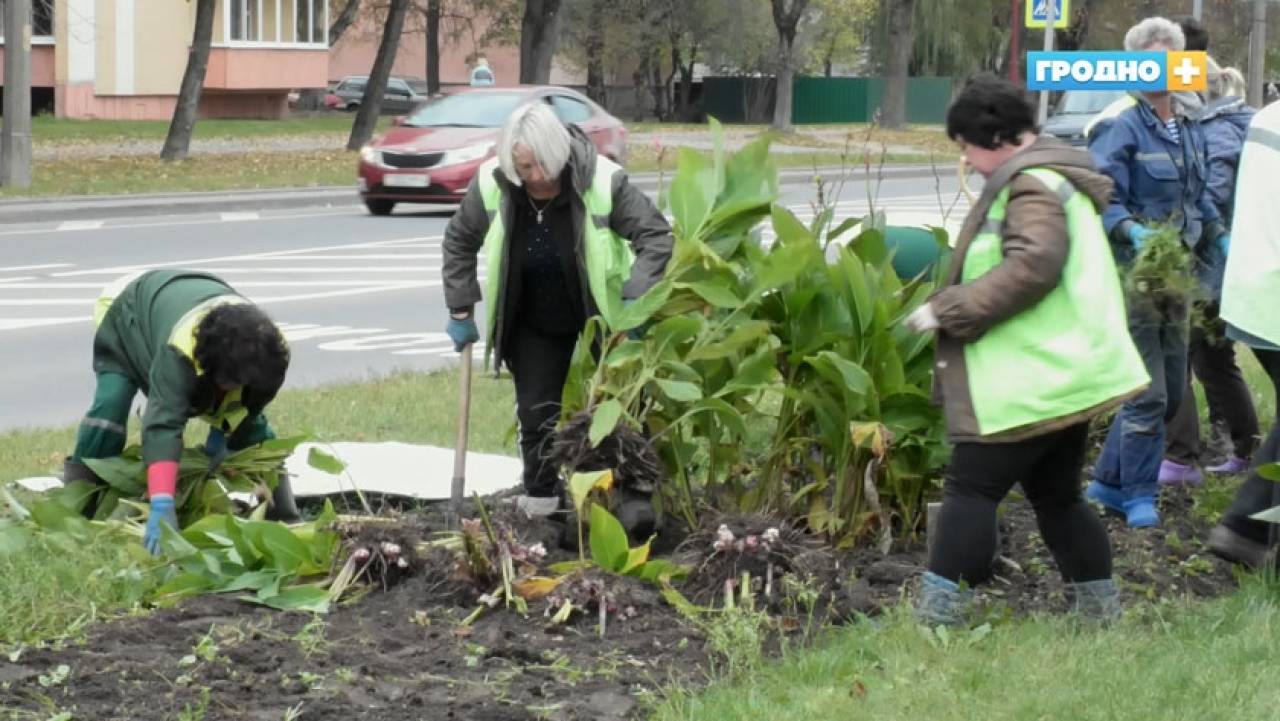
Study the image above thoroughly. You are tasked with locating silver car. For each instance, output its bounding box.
[332,75,429,114]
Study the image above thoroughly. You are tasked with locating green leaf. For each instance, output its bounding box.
[588,399,624,448]
[637,559,690,583]
[688,398,748,440]
[605,341,646,367]
[669,148,716,239]
[307,447,346,475]
[153,572,217,601]
[614,280,673,333]
[1257,463,1280,482]
[242,522,312,575]
[569,470,613,516]
[655,379,703,403]
[687,321,773,362]
[548,559,594,575]
[677,279,743,308]
[252,584,331,613]
[719,346,778,395]
[771,204,815,246]
[0,519,33,555]
[213,570,280,594]
[620,535,654,575]
[808,352,873,396]
[588,503,630,572]
[82,456,146,496]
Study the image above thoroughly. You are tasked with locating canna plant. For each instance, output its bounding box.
[554,120,950,548]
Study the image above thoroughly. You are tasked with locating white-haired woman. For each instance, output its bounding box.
[1163,56,1261,479]
[441,101,673,529]
[1086,16,1228,527]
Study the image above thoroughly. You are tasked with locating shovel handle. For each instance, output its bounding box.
[451,342,474,517]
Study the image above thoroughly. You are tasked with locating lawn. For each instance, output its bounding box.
[29,115,385,145]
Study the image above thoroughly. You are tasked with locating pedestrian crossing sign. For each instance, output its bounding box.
[1026,0,1070,29]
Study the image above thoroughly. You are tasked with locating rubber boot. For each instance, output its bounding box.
[265,471,303,523]
[1065,577,1121,621]
[915,571,973,627]
[615,489,657,543]
[1085,480,1125,515]
[62,456,108,518]
[1207,525,1270,570]
[1123,496,1159,528]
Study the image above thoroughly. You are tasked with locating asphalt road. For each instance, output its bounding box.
[0,172,968,432]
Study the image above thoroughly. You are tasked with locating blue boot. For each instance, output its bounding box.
[915,571,973,627]
[1123,496,1158,528]
[1085,480,1125,514]
[1065,577,1122,621]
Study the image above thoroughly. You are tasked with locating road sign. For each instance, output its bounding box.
[1026,0,1070,29]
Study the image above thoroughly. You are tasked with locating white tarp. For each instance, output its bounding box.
[13,442,522,501]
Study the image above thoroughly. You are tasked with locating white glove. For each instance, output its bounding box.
[905,303,940,333]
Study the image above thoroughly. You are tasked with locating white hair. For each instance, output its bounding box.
[1124,17,1185,51]
[497,101,571,186]
[1207,56,1247,101]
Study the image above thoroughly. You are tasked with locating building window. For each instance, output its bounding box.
[1,0,54,39]
[296,0,326,44]
[230,0,263,42]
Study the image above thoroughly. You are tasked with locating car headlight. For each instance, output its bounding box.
[439,143,494,166]
[360,146,381,165]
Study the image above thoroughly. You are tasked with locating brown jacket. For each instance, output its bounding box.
[931,135,1127,443]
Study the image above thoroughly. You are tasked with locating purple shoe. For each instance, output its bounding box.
[1158,459,1203,487]
[1206,456,1249,475]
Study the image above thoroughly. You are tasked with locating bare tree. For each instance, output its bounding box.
[348,0,410,150]
[426,0,442,93]
[161,0,217,161]
[770,0,810,133]
[584,0,607,103]
[330,0,364,44]
[879,0,914,129]
[520,0,564,83]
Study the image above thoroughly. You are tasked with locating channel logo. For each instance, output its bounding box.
[1027,51,1207,92]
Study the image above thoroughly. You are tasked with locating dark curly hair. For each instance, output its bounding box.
[194,303,290,390]
[945,74,1036,151]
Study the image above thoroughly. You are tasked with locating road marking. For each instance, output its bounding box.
[50,236,444,278]
[0,317,90,331]
[0,276,37,283]
[318,332,453,352]
[220,212,260,222]
[60,266,446,275]
[253,253,443,261]
[0,298,95,306]
[57,221,105,231]
[0,263,73,272]
[0,207,366,239]
[277,323,391,342]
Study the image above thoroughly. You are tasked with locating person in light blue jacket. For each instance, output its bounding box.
[1085,17,1230,529]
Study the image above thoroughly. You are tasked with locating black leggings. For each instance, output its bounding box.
[504,324,578,497]
[928,422,1113,586]
[1221,348,1280,544]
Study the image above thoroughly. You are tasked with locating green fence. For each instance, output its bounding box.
[703,76,953,124]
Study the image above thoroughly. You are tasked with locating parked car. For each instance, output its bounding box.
[1041,89,1128,146]
[357,86,629,215]
[332,75,429,114]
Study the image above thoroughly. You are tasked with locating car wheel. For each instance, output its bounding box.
[346,103,360,112]
[364,199,396,216]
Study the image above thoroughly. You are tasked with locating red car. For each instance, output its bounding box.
[357,86,628,215]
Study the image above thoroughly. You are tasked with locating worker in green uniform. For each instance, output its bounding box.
[62,269,296,554]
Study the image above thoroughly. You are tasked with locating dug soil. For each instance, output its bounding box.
[1,485,1243,720]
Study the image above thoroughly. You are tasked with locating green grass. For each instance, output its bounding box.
[0,368,516,647]
[30,115,389,145]
[653,579,1280,721]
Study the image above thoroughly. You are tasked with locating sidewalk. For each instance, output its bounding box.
[0,165,951,224]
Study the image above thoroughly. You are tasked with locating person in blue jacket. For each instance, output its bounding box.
[1162,58,1260,482]
[1084,17,1230,529]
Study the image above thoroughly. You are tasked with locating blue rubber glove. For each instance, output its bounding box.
[1127,224,1153,251]
[144,494,178,556]
[204,427,229,469]
[1217,232,1231,256]
[446,315,479,352]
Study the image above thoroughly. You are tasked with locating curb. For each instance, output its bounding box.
[0,165,948,225]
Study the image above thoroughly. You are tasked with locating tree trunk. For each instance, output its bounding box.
[348,0,409,150]
[824,56,832,77]
[632,54,649,122]
[161,0,217,161]
[650,50,667,121]
[520,0,564,84]
[880,0,915,130]
[678,46,696,121]
[426,0,441,94]
[585,0,606,103]
[329,0,363,46]
[770,0,808,133]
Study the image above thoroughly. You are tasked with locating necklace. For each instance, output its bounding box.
[529,194,553,224]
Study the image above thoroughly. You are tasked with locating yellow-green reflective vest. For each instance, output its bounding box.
[961,167,1149,435]
[476,156,634,366]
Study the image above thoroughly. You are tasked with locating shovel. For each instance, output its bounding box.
[449,342,474,528]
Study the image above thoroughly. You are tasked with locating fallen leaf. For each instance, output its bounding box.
[453,626,473,638]
[512,575,564,601]
[851,679,867,699]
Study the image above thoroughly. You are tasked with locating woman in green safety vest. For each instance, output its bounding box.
[63,270,295,555]
[441,101,673,534]
[905,76,1149,626]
